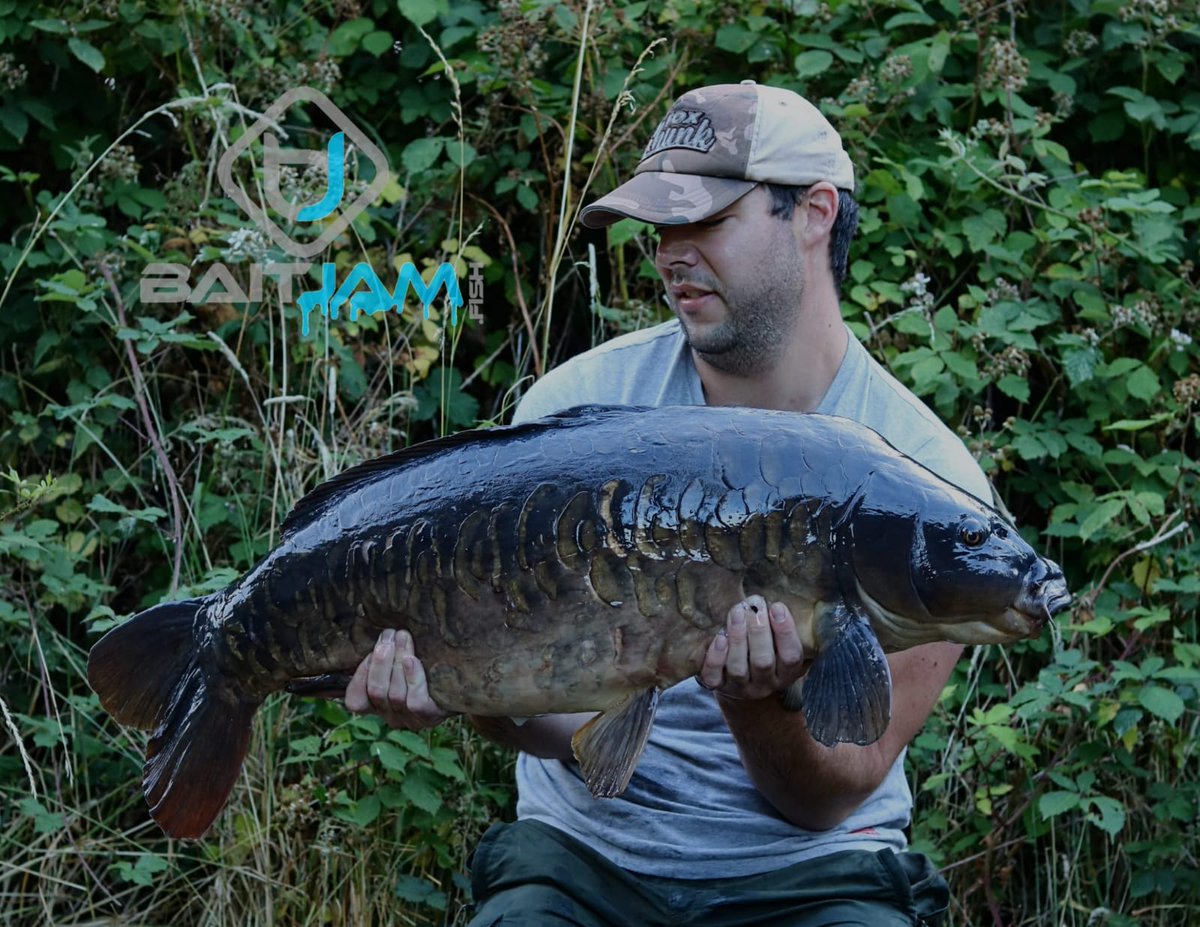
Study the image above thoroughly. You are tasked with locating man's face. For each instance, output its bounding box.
[653,184,806,375]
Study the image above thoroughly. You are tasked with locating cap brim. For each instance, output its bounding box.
[580,173,756,229]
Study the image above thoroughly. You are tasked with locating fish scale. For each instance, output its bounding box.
[87,404,1071,838]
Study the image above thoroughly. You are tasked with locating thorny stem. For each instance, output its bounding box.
[98,264,185,594]
[942,135,1160,267]
[1078,513,1190,612]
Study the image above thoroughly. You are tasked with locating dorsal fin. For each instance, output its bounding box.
[279,403,649,538]
[545,403,653,419]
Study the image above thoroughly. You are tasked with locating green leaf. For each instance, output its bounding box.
[608,219,652,247]
[1123,97,1166,130]
[446,140,477,168]
[30,18,70,33]
[67,37,106,72]
[1011,433,1047,461]
[19,797,65,834]
[1038,791,1079,818]
[962,210,1006,251]
[928,31,950,74]
[330,17,375,54]
[0,104,29,144]
[942,351,978,380]
[1154,54,1186,84]
[372,741,409,772]
[1103,414,1172,431]
[401,773,443,814]
[516,184,538,211]
[412,366,479,427]
[402,137,444,174]
[362,30,393,56]
[1138,685,1184,724]
[794,50,833,78]
[1078,498,1124,541]
[1062,347,1098,387]
[885,10,935,28]
[1087,796,1127,837]
[397,0,447,26]
[429,746,466,782]
[1125,365,1160,401]
[995,375,1030,403]
[348,794,381,826]
[394,875,447,910]
[388,729,431,758]
[329,340,367,401]
[716,25,758,54]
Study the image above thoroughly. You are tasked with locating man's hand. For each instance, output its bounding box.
[344,629,449,730]
[697,596,808,700]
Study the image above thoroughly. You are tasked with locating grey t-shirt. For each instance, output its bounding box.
[510,319,989,879]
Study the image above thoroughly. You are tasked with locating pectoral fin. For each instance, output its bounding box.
[800,602,892,747]
[571,687,660,799]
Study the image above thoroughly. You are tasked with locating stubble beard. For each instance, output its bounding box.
[671,230,805,376]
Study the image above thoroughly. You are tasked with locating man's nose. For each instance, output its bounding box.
[654,227,699,271]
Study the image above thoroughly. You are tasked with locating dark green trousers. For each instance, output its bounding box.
[467,820,949,926]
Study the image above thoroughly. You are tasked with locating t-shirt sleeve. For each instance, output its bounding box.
[511,364,586,425]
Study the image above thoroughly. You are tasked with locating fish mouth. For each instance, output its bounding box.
[1012,557,1072,637]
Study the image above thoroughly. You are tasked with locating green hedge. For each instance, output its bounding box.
[0,1,1196,924]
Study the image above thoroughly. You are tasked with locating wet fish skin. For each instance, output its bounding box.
[86,404,1071,838]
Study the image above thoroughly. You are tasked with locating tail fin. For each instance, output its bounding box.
[87,597,207,729]
[143,664,257,838]
[87,597,258,838]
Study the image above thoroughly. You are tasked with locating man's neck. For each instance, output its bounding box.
[694,298,849,413]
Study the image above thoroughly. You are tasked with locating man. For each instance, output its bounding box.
[347,82,988,925]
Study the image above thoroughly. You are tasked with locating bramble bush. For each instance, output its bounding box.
[0,1,1196,924]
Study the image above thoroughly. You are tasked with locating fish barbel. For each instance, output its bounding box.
[87,405,1071,838]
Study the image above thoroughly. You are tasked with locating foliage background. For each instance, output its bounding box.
[0,0,1197,924]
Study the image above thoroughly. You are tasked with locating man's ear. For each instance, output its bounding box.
[799,182,839,245]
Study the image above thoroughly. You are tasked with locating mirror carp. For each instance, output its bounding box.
[87,405,1071,838]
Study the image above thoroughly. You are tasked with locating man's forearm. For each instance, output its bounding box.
[716,694,891,830]
[467,712,594,760]
[716,642,964,831]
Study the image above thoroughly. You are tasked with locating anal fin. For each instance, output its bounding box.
[802,602,892,747]
[571,687,660,799]
[286,673,354,699]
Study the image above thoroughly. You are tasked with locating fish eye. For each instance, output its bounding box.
[959,518,988,548]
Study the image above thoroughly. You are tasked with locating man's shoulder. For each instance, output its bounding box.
[838,339,991,501]
[513,320,693,423]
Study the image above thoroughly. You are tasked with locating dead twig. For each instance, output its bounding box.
[1078,512,1190,612]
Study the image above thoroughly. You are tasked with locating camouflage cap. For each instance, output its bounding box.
[580,81,854,229]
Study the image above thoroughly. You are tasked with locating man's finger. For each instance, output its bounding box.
[745,596,776,677]
[724,602,750,683]
[365,629,403,708]
[769,602,805,672]
[698,630,729,690]
[402,653,443,724]
[344,651,373,714]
